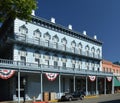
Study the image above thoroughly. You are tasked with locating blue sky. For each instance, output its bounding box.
[36,0,120,62]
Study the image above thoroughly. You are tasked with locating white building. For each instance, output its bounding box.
[0,16,113,101]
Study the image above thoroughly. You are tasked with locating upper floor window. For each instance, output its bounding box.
[85,45,90,56]
[78,43,82,54]
[18,48,27,57]
[44,32,51,47]
[71,40,76,53]
[44,32,51,40]
[43,53,50,60]
[33,50,40,59]
[33,29,41,38]
[20,56,26,65]
[91,61,95,71]
[61,37,67,50]
[85,60,89,70]
[96,49,100,58]
[61,56,67,65]
[52,35,59,48]
[91,47,95,57]
[19,25,28,35]
[52,54,59,61]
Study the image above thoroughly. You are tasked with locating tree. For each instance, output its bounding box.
[0,0,37,34]
[0,0,37,21]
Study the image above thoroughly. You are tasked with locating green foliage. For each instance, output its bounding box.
[0,0,37,22]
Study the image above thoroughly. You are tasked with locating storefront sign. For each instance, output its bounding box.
[89,76,96,82]
[45,73,58,81]
[0,69,15,79]
[107,77,112,82]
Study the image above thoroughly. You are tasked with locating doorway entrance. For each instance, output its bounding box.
[0,79,10,101]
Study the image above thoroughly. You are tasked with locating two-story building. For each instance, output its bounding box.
[102,60,120,93]
[0,13,113,101]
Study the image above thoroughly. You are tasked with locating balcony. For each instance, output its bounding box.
[9,34,102,60]
[0,59,113,76]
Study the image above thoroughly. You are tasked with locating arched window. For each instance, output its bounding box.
[52,35,59,48]
[91,47,95,57]
[19,25,28,34]
[85,45,90,56]
[19,25,28,41]
[33,29,41,44]
[96,48,100,58]
[71,40,76,53]
[61,37,67,50]
[44,32,51,47]
[78,43,82,54]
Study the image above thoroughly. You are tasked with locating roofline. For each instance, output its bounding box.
[31,15,102,45]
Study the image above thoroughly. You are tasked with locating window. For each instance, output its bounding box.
[97,49,100,58]
[33,29,41,45]
[45,40,49,47]
[19,25,28,41]
[61,37,67,50]
[91,47,95,57]
[35,58,40,67]
[85,45,89,56]
[20,56,26,65]
[71,40,76,53]
[72,64,75,68]
[62,63,66,69]
[54,61,58,67]
[78,43,82,54]
[45,60,49,67]
[52,35,59,49]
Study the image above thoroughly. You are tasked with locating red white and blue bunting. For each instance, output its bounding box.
[106,77,112,82]
[89,76,96,82]
[45,73,58,81]
[0,69,15,79]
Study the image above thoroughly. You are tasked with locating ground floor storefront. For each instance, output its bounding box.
[0,70,114,102]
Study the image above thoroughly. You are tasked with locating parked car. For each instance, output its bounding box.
[61,91,85,101]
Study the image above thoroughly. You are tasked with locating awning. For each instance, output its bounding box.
[114,77,120,87]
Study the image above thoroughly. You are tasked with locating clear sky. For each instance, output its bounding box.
[36,0,120,62]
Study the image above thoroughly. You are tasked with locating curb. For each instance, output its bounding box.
[84,95,99,98]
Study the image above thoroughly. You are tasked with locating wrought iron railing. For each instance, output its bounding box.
[14,34,102,60]
[0,59,113,76]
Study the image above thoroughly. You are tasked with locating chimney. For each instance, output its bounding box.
[31,10,35,16]
[68,24,72,30]
[94,35,97,39]
[83,30,87,35]
[51,17,55,23]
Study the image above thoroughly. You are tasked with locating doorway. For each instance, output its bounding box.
[0,79,10,101]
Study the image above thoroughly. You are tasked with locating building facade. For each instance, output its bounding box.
[0,16,113,101]
[102,60,120,93]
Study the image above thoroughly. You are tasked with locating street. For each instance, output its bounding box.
[56,93,120,103]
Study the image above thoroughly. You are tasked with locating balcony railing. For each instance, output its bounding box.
[0,59,113,76]
[13,35,102,59]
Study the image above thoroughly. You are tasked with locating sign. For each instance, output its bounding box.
[107,77,112,82]
[45,73,58,81]
[89,76,96,82]
[0,69,15,79]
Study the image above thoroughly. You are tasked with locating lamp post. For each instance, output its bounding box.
[23,78,26,103]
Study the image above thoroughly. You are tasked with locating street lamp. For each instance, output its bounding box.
[23,78,26,103]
